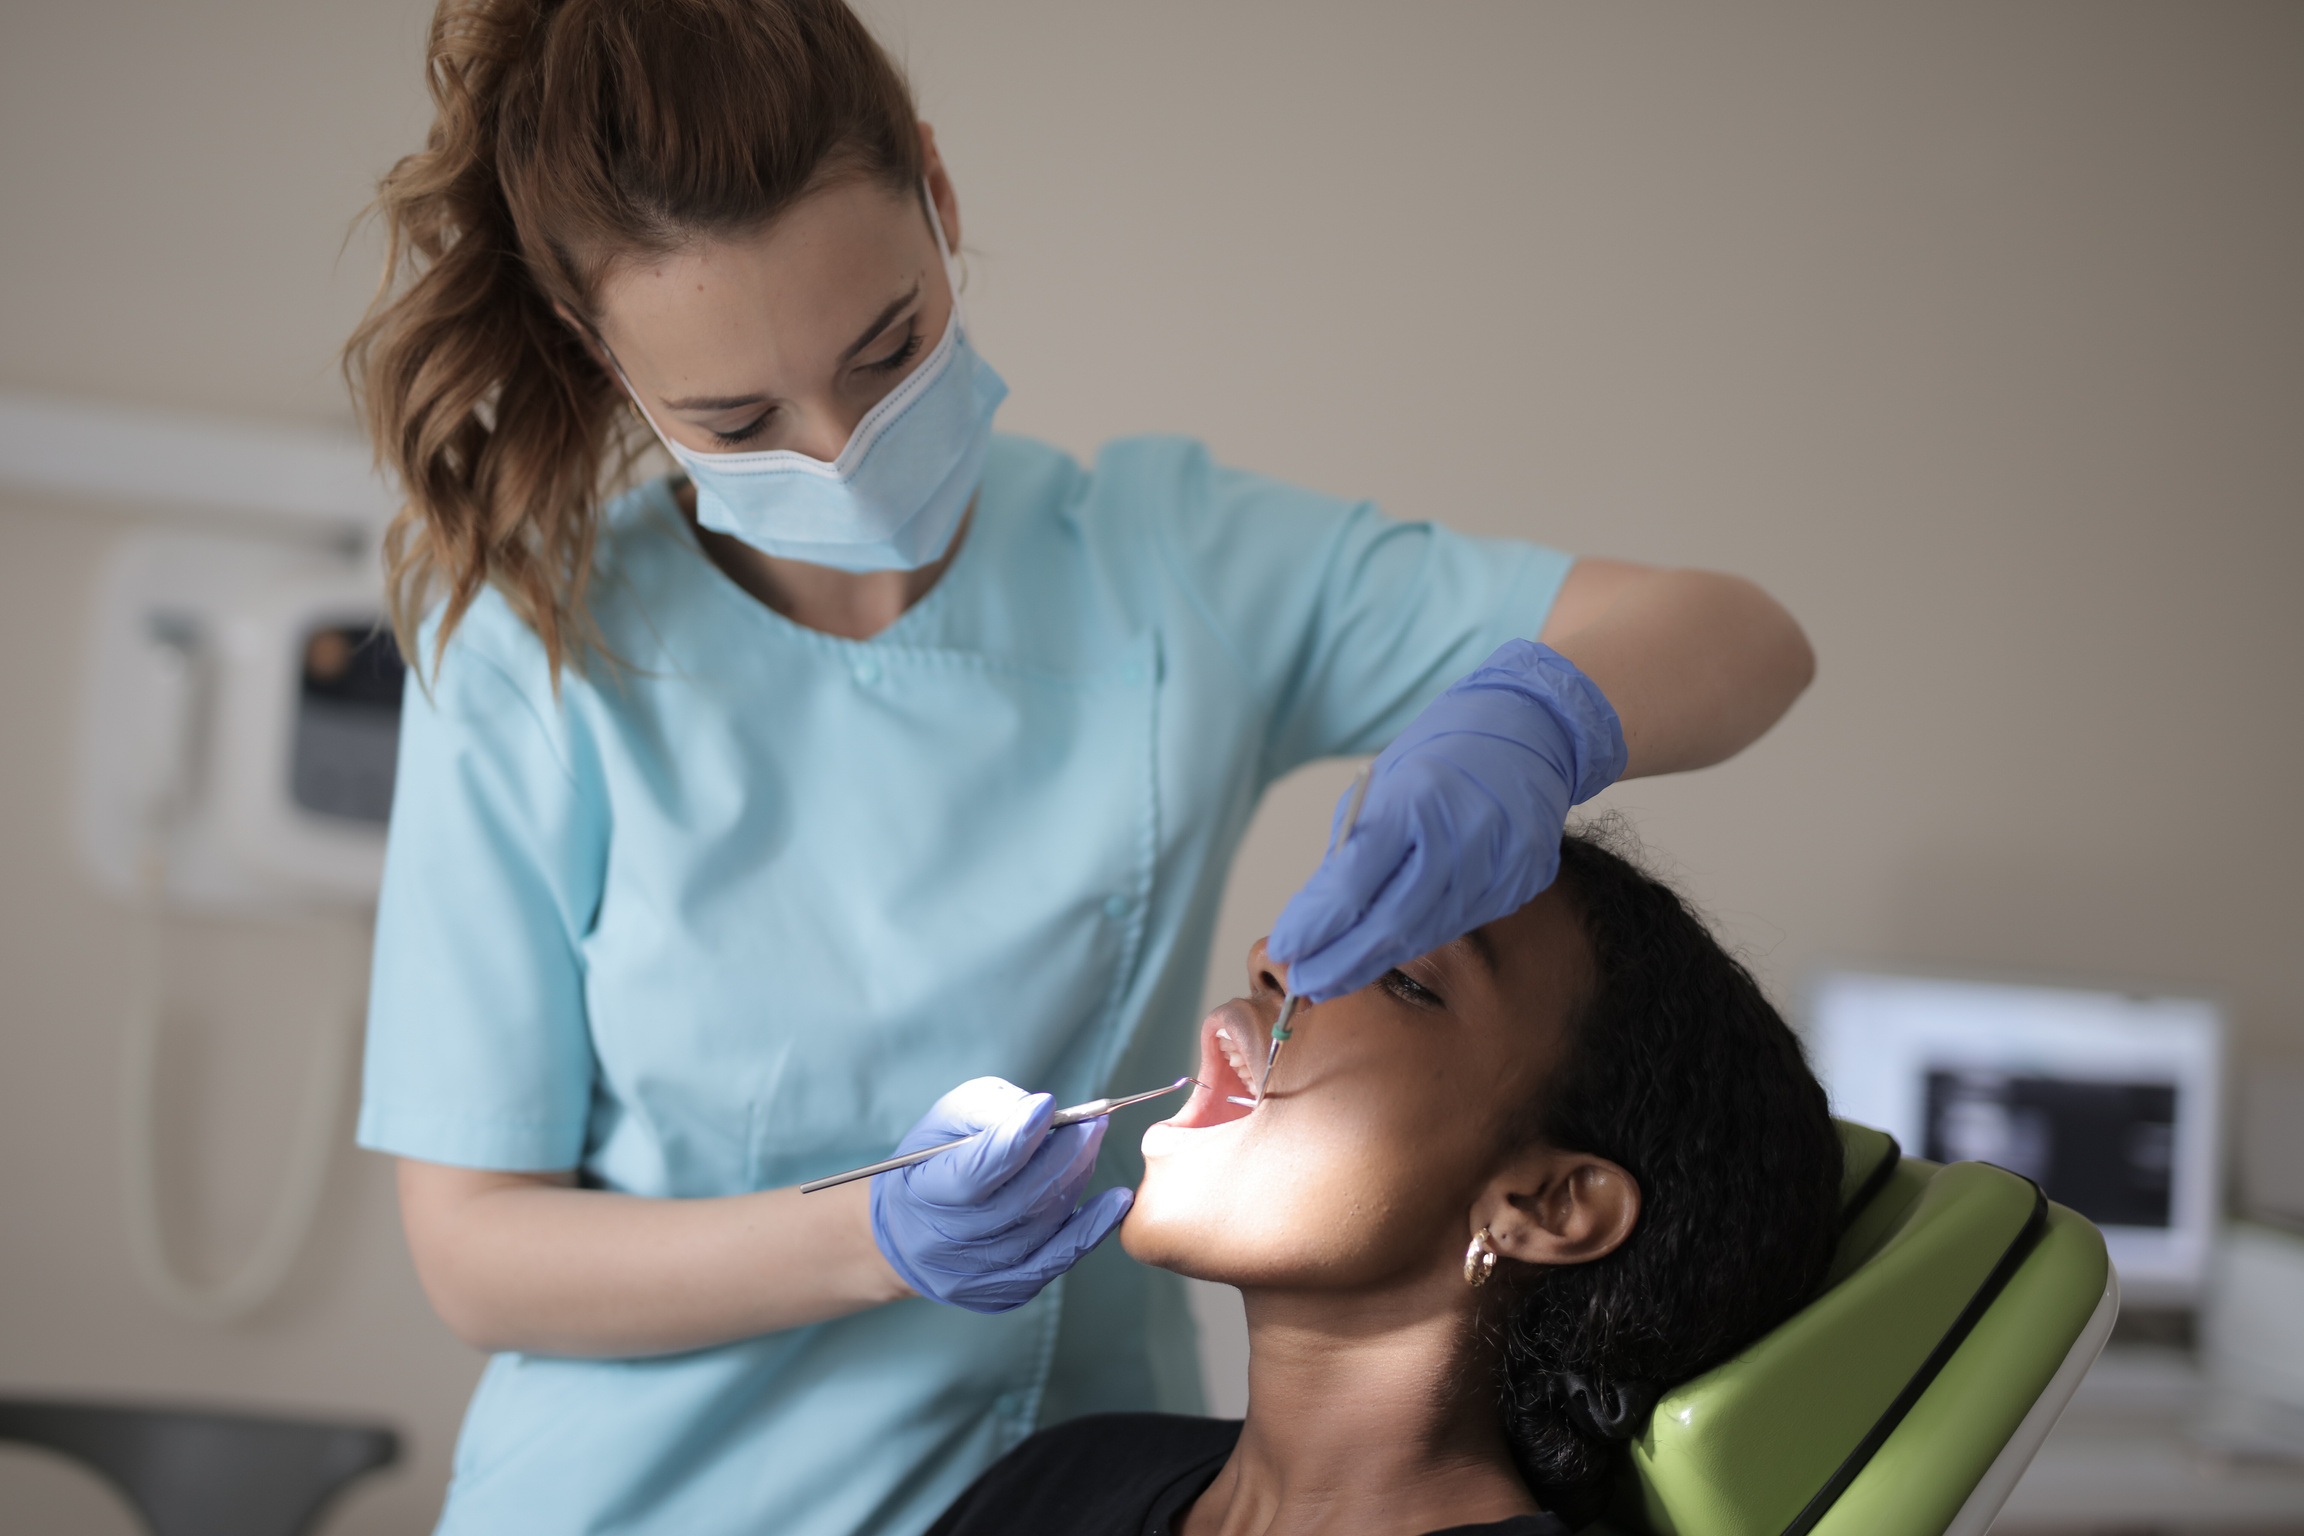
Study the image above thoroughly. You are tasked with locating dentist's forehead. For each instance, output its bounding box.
[589,182,934,383]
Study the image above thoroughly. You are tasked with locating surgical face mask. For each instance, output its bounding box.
[619,191,1008,572]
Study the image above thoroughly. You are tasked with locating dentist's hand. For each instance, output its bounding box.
[1269,640,1627,1003]
[870,1077,1132,1314]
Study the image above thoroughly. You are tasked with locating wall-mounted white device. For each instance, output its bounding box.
[78,531,403,913]
[74,529,405,1324]
[10,390,404,1325]
[1815,968,2225,1308]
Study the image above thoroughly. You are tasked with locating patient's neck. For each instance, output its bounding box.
[1182,1278,1538,1536]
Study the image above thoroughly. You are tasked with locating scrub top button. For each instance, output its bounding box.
[852,655,881,686]
[1103,894,1132,920]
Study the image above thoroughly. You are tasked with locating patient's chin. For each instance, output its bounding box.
[1117,1174,1209,1272]
[1115,1206,1186,1272]
[1118,1168,1251,1282]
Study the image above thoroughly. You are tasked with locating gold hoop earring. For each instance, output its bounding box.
[1464,1227,1499,1289]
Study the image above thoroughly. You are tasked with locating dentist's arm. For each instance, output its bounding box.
[1535,559,1815,778]
[398,1161,911,1357]
[398,1079,1127,1357]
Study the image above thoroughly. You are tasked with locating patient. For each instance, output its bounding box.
[930,824,1844,1536]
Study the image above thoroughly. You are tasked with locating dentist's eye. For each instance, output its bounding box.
[708,413,773,448]
[1380,969,1444,1009]
[865,325,923,374]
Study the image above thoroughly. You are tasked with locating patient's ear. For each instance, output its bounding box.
[1473,1145,1640,1268]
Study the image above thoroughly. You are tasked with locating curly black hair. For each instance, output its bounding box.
[1494,821,1843,1521]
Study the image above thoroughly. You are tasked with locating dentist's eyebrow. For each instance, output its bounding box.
[656,283,922,413]
[837,281,921,365]
[661,390,770,411]
[591,335,765,415]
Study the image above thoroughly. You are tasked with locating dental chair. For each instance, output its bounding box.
[1600,1121,2118,1536]
[0,1398,397,1536]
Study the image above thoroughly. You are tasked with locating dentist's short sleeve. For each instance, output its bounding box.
[357,622,607,1171]
[1117,439,1578,777]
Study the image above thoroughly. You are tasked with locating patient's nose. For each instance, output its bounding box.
[1247,938,1288,1002]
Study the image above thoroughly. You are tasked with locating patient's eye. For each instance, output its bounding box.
[1380,969,1444,1010]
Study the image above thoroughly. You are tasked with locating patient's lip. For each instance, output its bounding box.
[1207,998,1270,1092]
[1211,996,1268,1057]
[1168,1000,1264,1130]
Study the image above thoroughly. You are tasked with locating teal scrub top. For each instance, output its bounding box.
[358,433,1575,1536]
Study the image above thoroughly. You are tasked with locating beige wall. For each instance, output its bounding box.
[2,2,2299,1530]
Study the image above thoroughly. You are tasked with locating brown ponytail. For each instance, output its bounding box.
[345,0,924,678]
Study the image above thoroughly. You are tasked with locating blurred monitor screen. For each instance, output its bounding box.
[1814,970,2223,1306]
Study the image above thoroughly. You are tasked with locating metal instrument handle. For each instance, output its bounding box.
[798,1078,1195,1194]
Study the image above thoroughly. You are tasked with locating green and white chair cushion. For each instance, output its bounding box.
[1599,1121,2117,1536]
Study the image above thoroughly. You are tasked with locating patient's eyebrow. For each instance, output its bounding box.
[1455,927,1500,976]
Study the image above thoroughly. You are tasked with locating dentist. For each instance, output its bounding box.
[347,2,1813,1533]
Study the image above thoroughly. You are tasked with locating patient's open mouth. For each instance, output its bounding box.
[1166,1002,1264,1129]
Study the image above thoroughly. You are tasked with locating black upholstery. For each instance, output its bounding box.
[0,1398,397,1536]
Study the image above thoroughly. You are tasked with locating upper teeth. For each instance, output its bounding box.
[1215,1025,1253,1084]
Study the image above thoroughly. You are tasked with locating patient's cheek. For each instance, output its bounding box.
[1121,999,1508,1288]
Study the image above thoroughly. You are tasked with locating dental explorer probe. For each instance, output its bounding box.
[1254,764,1373,1103]
[798,1078,1202,1194]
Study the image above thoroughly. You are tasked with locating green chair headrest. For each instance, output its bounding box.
[1605,1120,2109,1536]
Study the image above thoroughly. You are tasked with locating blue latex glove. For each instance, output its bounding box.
[1268,640,1627,1002]
[869,1076,1133,1314]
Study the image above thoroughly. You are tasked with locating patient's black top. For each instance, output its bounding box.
[925,1413,1573,1536]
